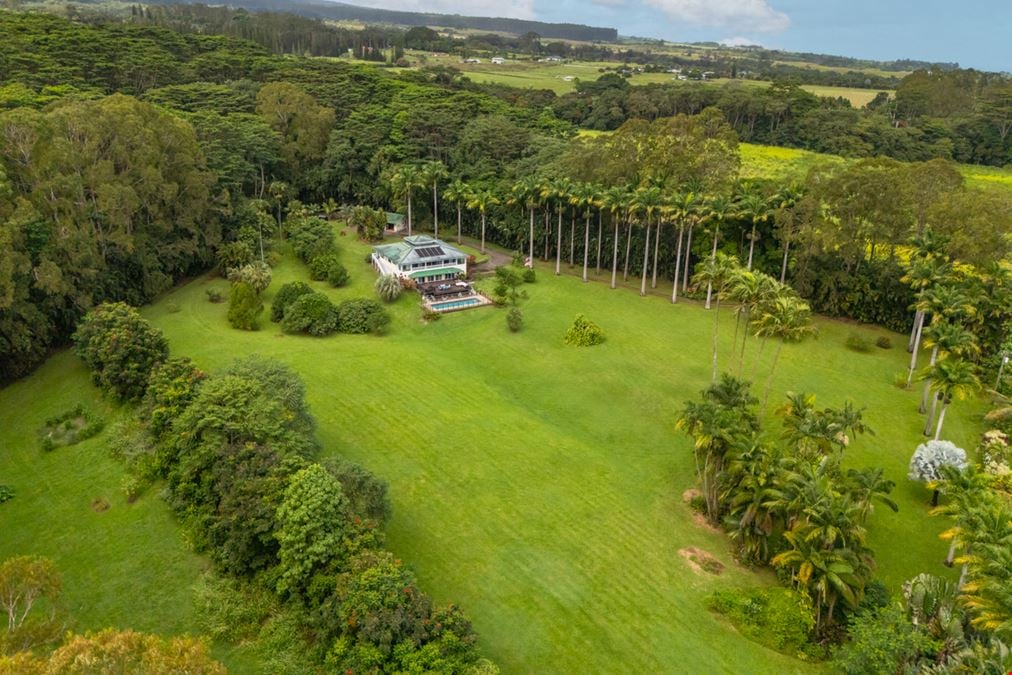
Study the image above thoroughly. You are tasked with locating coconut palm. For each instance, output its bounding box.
[632,185,664,297]
[569,182,598,283]
[442,179,471,244]
[924,358,980,440]
[419,160,448,237]
[387,163,422,236]
[692,252,740,383]
[509,175,541,267]
[736,191,773,271]
[920,322,979,433]
[601,186,629,290]
[466,189,499,253]
[753,292,817,408]
[668,191,698,303]
[701,194,735,310]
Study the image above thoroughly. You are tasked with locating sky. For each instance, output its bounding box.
[342,0,1011,72]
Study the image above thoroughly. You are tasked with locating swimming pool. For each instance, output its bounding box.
[431,297,482,311]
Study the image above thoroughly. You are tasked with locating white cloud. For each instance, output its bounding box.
[346,0,536,21]
[590,0,628,7]
[643,0,789,33]
[720,36,762,47]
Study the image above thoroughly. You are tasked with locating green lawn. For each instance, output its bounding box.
[127,230,983,672]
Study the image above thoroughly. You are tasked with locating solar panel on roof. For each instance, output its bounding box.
[415,246,445,257]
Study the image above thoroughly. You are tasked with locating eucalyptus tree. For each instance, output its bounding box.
[923,358,980,440]
[419,160,448,238]
[601,185,629,290]
[701,194,735,309]
[736,190,773,271]
[465,189,499,253]
[509,175,541,267]
[442,178,471,244]
[632,186,664,297]
[668,191,699,303]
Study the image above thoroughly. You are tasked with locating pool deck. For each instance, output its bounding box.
[423,292,494,313]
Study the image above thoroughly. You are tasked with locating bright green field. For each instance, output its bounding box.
[0,228,987,672]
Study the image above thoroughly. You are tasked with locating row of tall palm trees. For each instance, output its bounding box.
[383,162,798,293]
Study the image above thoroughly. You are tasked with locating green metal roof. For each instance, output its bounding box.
[409,267,463,279]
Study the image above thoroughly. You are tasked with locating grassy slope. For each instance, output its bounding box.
[127,230,982,673]
[0,357,208,636]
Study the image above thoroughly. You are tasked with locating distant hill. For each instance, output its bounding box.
[145,0,619,41]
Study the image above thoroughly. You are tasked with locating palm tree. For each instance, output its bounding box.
[701,194,734,310]
[387,163,422,236]
[920,322,979,433]
[737,191,773,271]
[632,186,664,297]
[692,252,739,384]
[924,358,980,440]
[668,191,698,304]
[442,179,471,244]
[466,189,499,253]
[908,284,975,385]
[601,186,629,290]
[728,269,778,375]
[569,182,598,283]
[931,464,992,569]
[772,184,803,283]
[419,161,448,238]
[902,230,950,352]
[542,177,573,276]
[753,292,817,408]
[509,176,541,268]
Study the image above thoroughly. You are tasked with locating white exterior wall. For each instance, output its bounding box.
[372,253,401,278]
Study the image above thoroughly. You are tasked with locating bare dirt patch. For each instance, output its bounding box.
[681,488,700,502]
[678,547,725,575]
[90,498,110,513]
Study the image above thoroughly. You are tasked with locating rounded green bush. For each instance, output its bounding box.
[271,281,314,322]
[564,314,605,346]
[282,292,338,336]
[337,298,389,335]
[506,307,523,332]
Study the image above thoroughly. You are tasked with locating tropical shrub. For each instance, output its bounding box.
[522,267,536,283]
[349,205,386,242]
[288,216,335,263]
[143,358,206,438]
[564,314,605,346]
[492,266,526,305]
[282,292,338,336]
[216,240,255,274]
[228,261,272,295]
[875,336,893,349]
[979,430,1011,494]
[832,605,933,675]
[309,253,348,287]
[72,302,169,401]
[0,555,63,653]
[708,587,816,655]
[0,486,13,504]
[337,299,389,335]
[270,281,313,322]
[506,307,523,332]
[228,281,264,331]
[327,261,350,287]
[324,457,391,525]
[844,333,872,353]
[375,275,402,303]
[205,289,224,303]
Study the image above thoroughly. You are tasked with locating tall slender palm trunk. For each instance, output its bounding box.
[640,222,651,296]
[480,213,486,253]
[555,210,563,275]
[934,402,949,440]
[746,223,757,269]
[651,220,661,289]
[907,313,927,384]
[711,294,721,383]
[569,214,575,267]
[705,226,719,310]
[582,212,591,282]
[610,218,620,289]
[682,225,693,291]
[908,309,923,352]
[456,204,462,243]
[672,226,685,303]
[432,183,439,237]
[623,221,632,281]
[595,211,603,276]
[543,211,550,260]
[529,207,535,268]
[920,346,939,413]
[763,341,786,409]
[780,239,790,283]
[407,194,413,236]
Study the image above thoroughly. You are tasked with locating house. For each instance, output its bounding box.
[491,57,505,65]
[542,55,563,62]
[463,58,481,64]
[372,235,468,284]
[385,212,405,233]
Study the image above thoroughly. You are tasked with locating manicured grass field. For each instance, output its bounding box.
[60,229,975,672]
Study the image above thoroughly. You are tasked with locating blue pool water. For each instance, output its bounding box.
[431,297,482,311]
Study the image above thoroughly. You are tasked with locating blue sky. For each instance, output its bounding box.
[349,0,1010,71]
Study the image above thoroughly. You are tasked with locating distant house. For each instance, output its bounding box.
[463,58,481,64]
[491,57,505,65]
[542,55,563,62]
[562,76,575,82]
[372,235,468,284]
[385,212,405,233]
